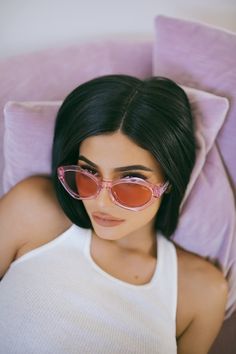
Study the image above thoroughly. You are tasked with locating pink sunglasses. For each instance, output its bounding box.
[57,165,170,211]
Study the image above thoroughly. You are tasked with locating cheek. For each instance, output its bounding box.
[81,200,94,216]
[137,199,162,223]
[120,198,162,230]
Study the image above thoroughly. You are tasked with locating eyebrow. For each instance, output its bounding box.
[78,155,154,172]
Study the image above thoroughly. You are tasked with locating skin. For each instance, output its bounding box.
[79,131,165,257]
[0,131,228,354]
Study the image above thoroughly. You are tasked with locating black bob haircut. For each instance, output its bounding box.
[51,74,196,238]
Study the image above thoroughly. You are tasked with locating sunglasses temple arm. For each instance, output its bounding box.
[154,181,170,198]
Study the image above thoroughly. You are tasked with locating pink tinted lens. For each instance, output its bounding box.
[64,170,98,197]
[75,171,98,197]
[111,182,152,207]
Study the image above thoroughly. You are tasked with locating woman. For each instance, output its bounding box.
[0,75,228,353]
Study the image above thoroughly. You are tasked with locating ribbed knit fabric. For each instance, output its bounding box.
[0,224,178,354]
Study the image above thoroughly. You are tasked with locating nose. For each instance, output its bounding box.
[96,183,113,208]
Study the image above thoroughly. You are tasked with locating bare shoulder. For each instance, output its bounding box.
[0,176,72,278]
[175,245,228,353]
[2,175,72,232]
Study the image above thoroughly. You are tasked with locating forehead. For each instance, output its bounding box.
[79,131,161,171]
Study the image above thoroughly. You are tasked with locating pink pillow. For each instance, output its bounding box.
[0,39,152,197]
[3,101,61,191]
[3,87,235,318]
[172,92,236,320]
[153,15,236,197]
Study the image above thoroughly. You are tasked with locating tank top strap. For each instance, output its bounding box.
[154,234,178,319]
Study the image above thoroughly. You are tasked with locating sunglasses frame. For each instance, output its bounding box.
[57,165,170,211]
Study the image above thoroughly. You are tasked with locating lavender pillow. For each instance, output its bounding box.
[0,40,152,197]
[3,101,61,192]
[3,87,235,318]
[172,91,236,320]
[153,15,236,197]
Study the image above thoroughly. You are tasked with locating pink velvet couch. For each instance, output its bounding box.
[0,15,235,353]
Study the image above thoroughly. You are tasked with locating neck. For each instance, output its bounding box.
[92,223,157,258]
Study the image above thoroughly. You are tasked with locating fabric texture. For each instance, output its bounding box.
[3,101,61,191]
[0,224,177,354]
[3,86,236,318]
[173,87,236,319]
[153,15,236,197]
[0,39,152,197]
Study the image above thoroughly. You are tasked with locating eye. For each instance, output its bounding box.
[122,173,147,180]
[79,165,98,176]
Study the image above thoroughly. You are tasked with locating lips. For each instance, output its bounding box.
[92,212,124,221]
[92,215,125,227]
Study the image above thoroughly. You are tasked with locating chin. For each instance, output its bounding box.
[92,222,127,240]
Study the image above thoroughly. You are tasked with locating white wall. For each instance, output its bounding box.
[1,0,236,59]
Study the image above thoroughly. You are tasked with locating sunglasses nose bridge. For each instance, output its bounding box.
[94,179,116,207]
[100,179,113,190]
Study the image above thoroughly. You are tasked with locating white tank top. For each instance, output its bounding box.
[0,224,178,354]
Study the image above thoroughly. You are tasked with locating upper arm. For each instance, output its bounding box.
[0,176,71,279]
[177,263,228,354]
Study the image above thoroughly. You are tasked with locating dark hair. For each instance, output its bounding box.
[51,74,196,238]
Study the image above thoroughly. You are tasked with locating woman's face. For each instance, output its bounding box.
[79,131,165,242]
